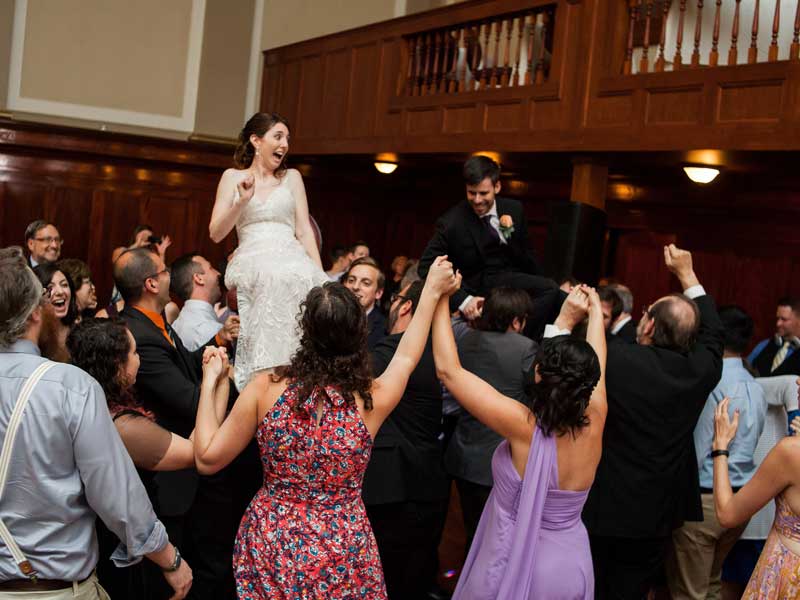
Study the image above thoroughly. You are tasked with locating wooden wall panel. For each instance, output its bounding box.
[296,55,325,137]
[348,43,380,137]
[319,50,352,139]
[277,60,302,126]
[484,102,524,132]
[645,88,703,125]
[716,82,783,123]
[260,0,800,153]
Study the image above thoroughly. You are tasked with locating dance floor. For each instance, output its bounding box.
[437,483,467,593]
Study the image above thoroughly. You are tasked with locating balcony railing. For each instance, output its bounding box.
[624,0,800,74]
[401,4,556,96]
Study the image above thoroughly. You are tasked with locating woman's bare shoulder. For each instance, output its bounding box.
[221,167,249,181]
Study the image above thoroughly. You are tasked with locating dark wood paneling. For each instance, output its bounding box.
[348,43,381,137]
[0,120,236,306]
[261,0,800,154]
[278,60,302,126]
[320,50,352,138]
[296,55,324,137]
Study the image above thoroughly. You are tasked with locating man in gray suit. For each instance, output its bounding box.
[445,286,537,551]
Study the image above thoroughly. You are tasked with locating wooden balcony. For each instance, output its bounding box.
[261,0,800,154]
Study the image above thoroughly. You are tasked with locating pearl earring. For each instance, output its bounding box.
[255,149,260,156]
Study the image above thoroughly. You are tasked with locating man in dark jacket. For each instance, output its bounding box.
[417,155,560,339]
[363,280,449,600]
[578,245,725,599]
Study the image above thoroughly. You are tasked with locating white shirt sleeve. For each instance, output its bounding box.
[544,324,571,338]
[458,295,474,313]
[683,284,706,299]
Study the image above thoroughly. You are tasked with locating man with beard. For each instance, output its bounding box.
[362,280,449,600]
[170,253,239,352]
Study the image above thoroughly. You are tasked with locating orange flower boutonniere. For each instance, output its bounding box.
[498,215,515,239]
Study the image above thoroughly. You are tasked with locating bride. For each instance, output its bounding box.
[210,112,328,390]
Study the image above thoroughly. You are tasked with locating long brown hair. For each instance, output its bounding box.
[282,283,374,413]
[233,112,290,177]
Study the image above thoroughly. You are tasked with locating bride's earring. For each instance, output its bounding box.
[255,148,260,156]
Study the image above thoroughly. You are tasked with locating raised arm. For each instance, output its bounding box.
[209,169,253,243]
[289,169,323,269]
[193,350,259,474]
[366,256,454,432]
[713,397,796,527]
[583,286,608,425]
[432,295,532,443]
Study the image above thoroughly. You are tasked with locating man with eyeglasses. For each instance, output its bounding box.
[0,246,192,599]
[24,220,62,267]
[573,245,725,599]
[362,280,449,600]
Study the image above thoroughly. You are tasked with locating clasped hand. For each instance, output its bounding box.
[202,346,230,381]
[426,255,462,297]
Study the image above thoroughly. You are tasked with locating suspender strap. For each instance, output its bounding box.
[0,361,56,581]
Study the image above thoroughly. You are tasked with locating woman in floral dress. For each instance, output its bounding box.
[191,257,457,599]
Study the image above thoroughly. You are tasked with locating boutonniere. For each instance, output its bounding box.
[498,215,515,240]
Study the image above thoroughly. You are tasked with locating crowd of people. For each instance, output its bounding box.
[1,112,799,600]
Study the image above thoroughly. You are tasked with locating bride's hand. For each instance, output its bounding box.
[236,174,256,204]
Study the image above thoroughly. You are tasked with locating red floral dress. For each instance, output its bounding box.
[233,383,387,599]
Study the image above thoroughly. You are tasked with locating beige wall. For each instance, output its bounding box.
[261,0,398,50]
[20,0,193,117]
[0,0,462,137]
[0,0,14,112]
[194,0,254,139]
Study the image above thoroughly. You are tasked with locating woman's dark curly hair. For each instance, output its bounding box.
[66,318,152,419]
[525,337,601,437]
[33,263,78,327]
[282,282,374,414]
[233,112,290,175]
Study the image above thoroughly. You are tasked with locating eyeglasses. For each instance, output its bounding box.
[145,267,170,281]
[391,293,410,304]
[34,236,63,245]
[641,305,653,319]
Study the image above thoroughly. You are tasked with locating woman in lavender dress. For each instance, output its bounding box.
[432,284,607,599]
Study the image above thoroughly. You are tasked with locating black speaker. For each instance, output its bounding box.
[543,200,607,285]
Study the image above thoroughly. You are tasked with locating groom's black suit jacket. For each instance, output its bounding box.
[418,197,540,309]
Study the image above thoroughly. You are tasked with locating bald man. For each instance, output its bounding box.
[114,247,238,599]
[549,246,725,599]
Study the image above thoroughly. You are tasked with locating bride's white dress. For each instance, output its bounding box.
[225,173,328,390]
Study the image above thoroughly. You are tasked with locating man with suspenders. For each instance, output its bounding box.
[0,247,192,599]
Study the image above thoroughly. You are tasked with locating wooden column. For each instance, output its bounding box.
[544,160,608,284]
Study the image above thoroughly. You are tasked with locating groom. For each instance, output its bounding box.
[418,155,559,339]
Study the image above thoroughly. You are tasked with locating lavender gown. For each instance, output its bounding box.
[453,426,594,599]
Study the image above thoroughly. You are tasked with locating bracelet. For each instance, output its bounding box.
[163,546,182,572]
[711,449,730,458]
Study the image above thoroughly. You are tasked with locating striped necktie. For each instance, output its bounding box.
[771,340,792,372]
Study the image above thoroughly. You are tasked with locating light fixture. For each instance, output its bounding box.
[374,161,398,174]
[374,152,398,174]
[683,166,720,184]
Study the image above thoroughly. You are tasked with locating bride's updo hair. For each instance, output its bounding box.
[525,337,601,438]
[283,282,374,413]
[233,112,290,175]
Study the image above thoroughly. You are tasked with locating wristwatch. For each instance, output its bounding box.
[163,546,182,572]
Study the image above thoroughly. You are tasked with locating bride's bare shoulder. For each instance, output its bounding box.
[221,167,250,181]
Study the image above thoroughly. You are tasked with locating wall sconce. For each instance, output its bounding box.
[374,152,398,174]
[374,161,398,174]
[683,166,720,184]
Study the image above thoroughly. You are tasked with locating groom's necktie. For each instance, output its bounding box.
[481,214,501,243]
